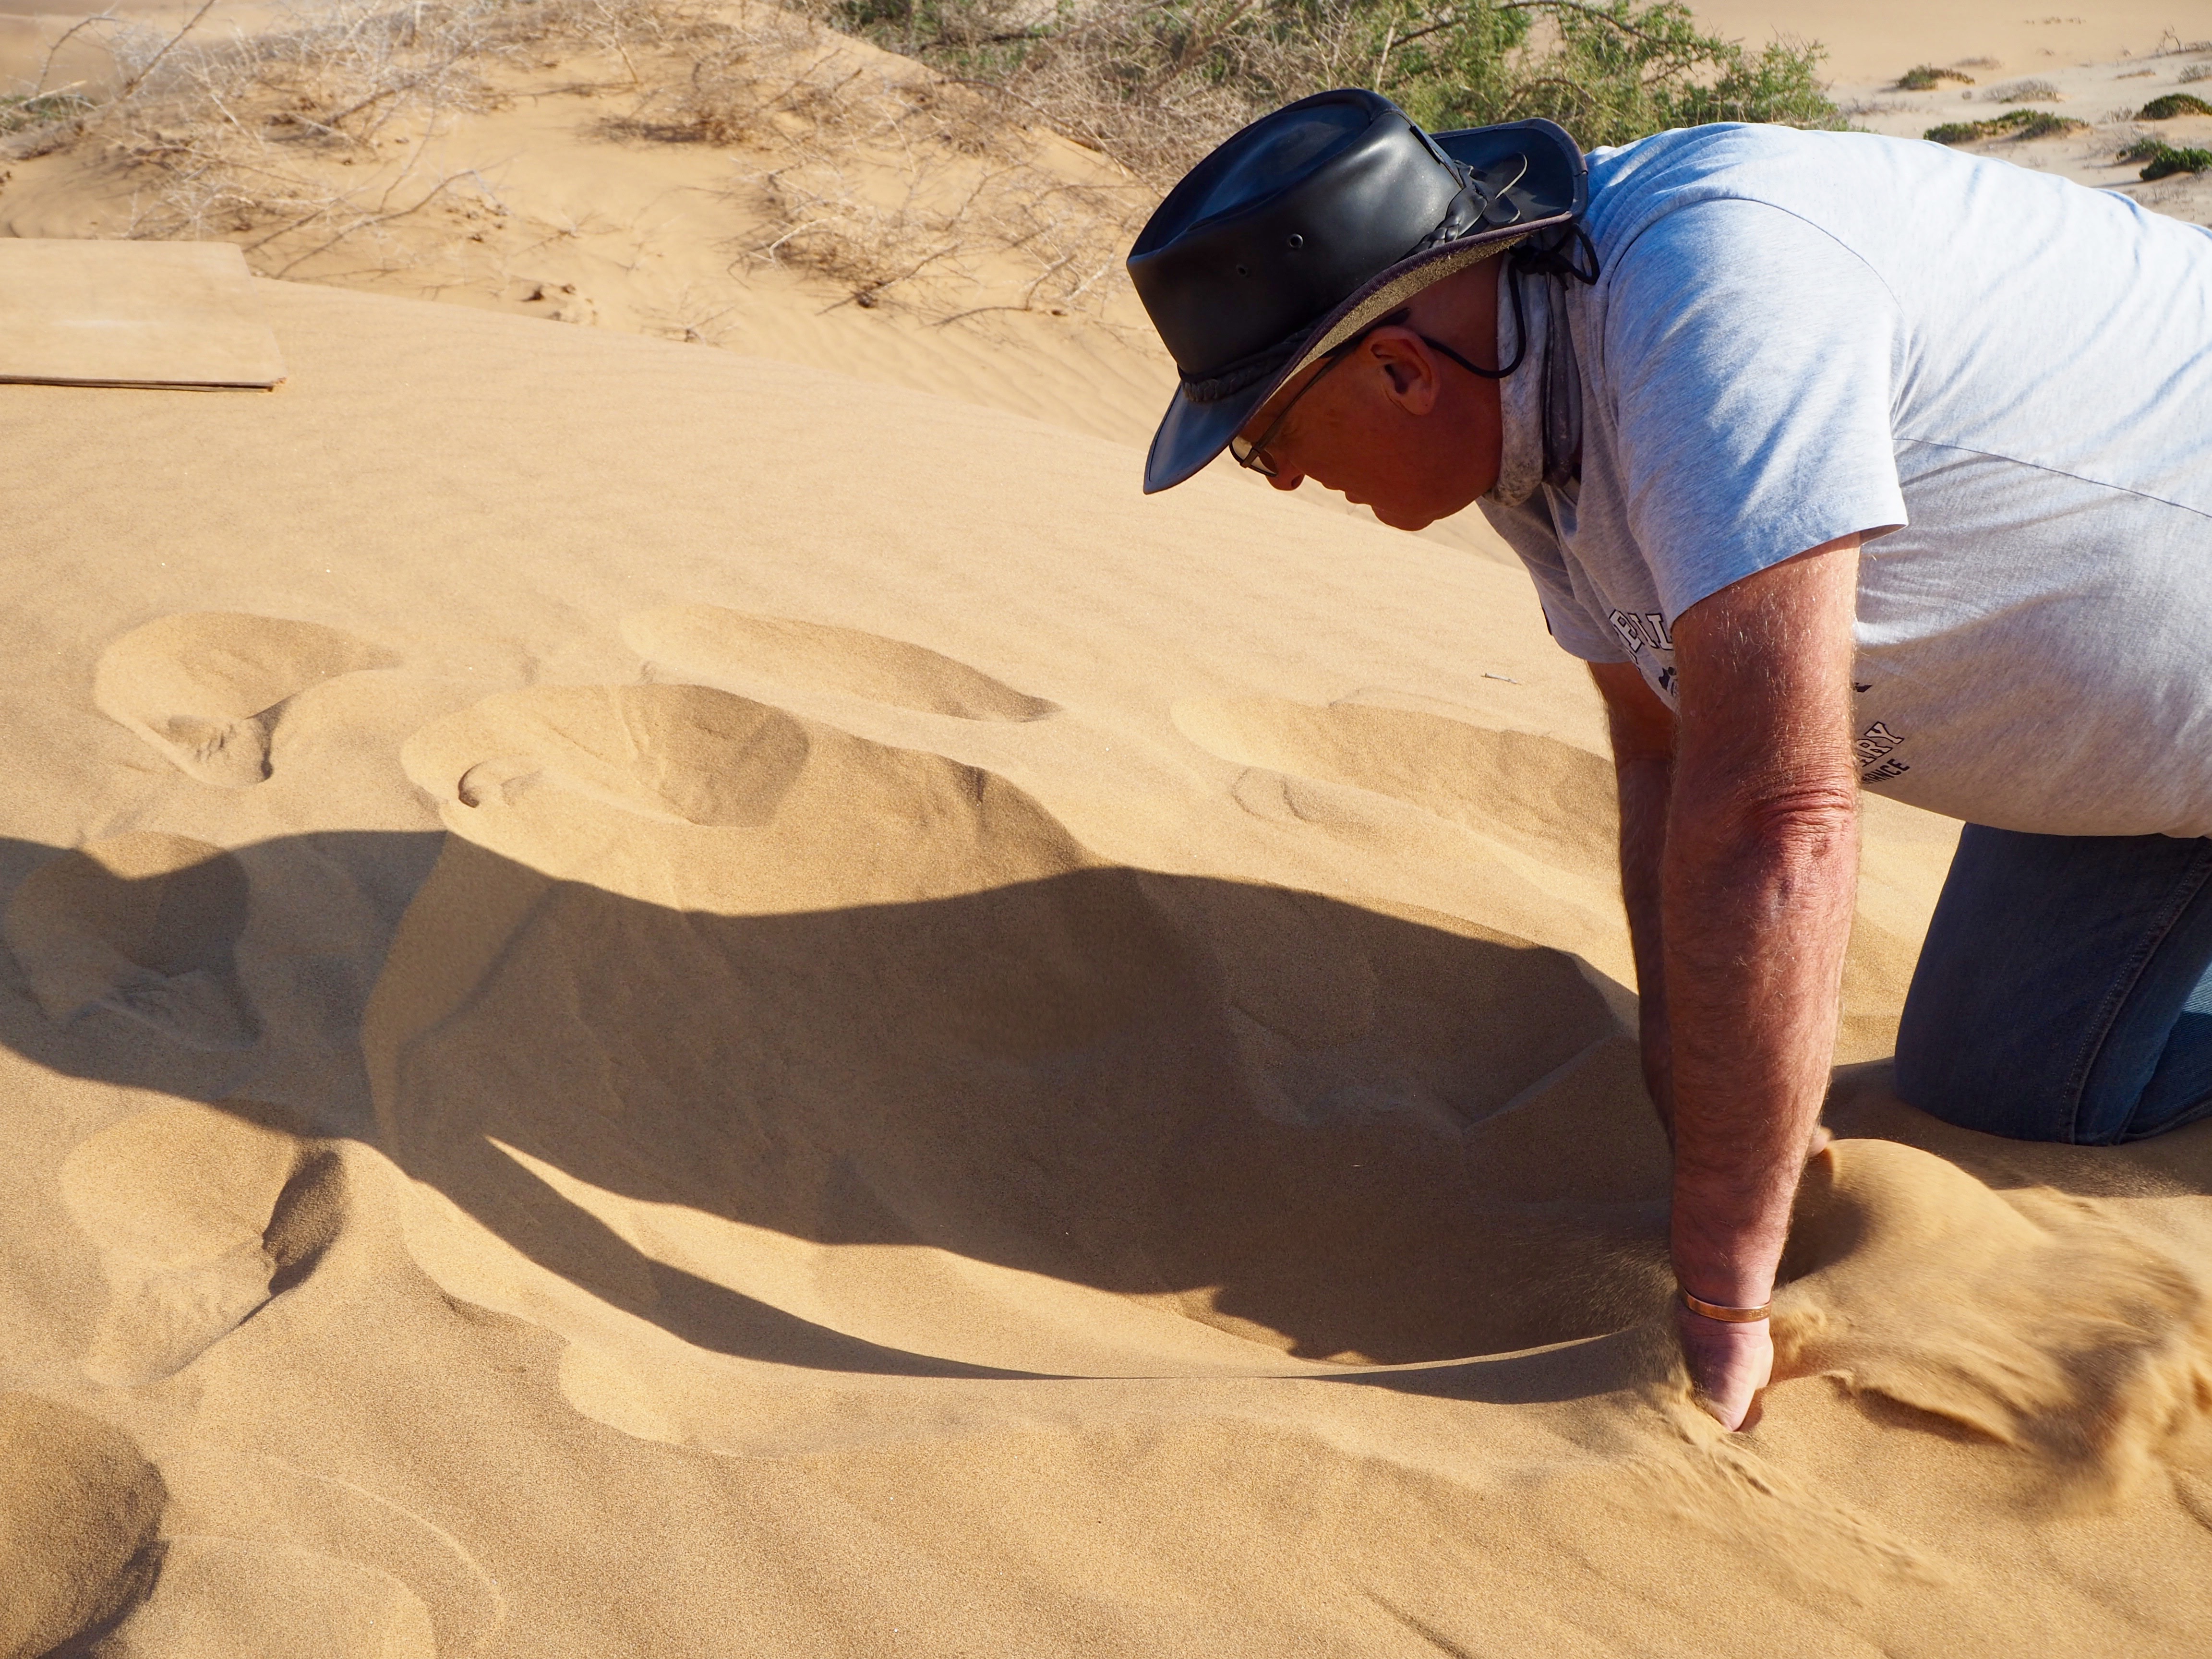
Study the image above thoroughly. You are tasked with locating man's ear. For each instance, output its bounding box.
[1370,330,1442,415]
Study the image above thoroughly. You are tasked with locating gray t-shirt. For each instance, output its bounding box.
[1478,124,2212,838]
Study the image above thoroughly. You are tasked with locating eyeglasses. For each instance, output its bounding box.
[1228,337,1363,478]
[1228,310,1493,479]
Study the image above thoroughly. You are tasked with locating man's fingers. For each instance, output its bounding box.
[1677,1307,1775,1432]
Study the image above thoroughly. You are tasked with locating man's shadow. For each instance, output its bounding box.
[0,829,1679,1393]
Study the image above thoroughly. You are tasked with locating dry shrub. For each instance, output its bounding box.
[8,0,1149,319]
[5,0,709,274]
[1983,77,2061,104]
[713,37,1142,313]
[582,4,1145,315]
[746,141,1140,316]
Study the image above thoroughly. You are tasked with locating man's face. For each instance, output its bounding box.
[1232,264,1506,532]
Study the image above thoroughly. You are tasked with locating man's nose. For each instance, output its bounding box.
[1266,468,1303,491]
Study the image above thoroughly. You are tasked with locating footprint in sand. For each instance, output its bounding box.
[4,831,259,1051]
[102,1536,438,1659]
[1172,694,1619,877]
[401,682,1089,914]
[0,1393,166,1657]
[434,684,814,830]
[96,612,397,787]
[145,1449,504,1659]
[50,1102,483,1656]
[621,604,1058,722]
[60,1100,339,1386]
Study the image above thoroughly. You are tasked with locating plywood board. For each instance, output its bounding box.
[0,239,286,389]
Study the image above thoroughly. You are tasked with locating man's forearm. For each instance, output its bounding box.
[1660,790,1857,1305]
[1659,535,1862,1314]
[1594,660,1683,1132]
[1598,535,1863,1428]
[1615,750,1675,1127]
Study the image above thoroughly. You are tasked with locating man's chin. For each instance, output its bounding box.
[1370,505,1438,532]
[1358,484,1484,533]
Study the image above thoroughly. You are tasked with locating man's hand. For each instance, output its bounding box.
[1594,536,1863,1429]
[1674,1310,1773,1431]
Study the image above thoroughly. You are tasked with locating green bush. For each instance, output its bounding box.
[2138,93,2212,120]
[814,0,1847,182]
[2120,138,2212,180]
[1925,108,2087,145]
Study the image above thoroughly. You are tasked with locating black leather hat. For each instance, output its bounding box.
[1127,89,1587,493]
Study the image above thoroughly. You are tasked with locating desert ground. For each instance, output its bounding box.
[2,3,2211,1655]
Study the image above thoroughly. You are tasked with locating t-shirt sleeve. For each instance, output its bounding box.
[1600,197,1908,620]
[1475,494,1631,663]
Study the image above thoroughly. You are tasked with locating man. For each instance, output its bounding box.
[1126,90,2212,1429]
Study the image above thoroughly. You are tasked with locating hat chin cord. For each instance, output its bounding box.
[1487,222,1602,380]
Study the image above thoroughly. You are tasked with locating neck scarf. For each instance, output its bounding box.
[1484,265,1584,508]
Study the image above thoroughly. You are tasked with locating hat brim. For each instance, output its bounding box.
[1141,220,1549,495]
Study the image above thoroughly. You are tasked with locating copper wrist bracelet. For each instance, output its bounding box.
[1678,1286,1772,1323]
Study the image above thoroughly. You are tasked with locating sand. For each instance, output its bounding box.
[2,2,2211,1652]
[0,263,2204,1658]
[1698,2,2203,84]
[1784,10,2212,228]
[0,241,285,387]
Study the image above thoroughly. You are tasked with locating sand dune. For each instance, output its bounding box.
[1698,1,2201,84]
[1793,12,2212,227]
[0,0,1531,565]
[0,270,2206,1654]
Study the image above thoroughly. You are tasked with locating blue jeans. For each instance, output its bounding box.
[1895,827,2212,1144]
